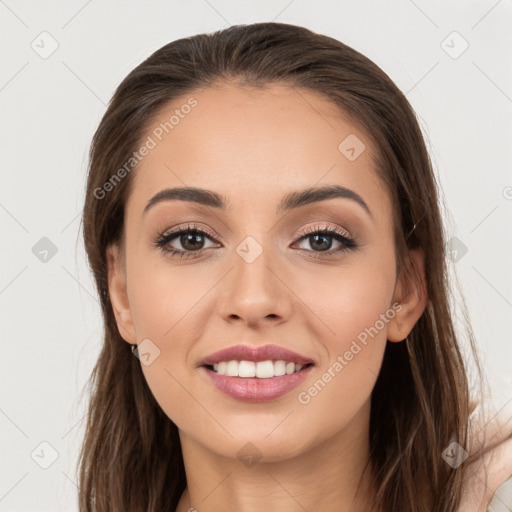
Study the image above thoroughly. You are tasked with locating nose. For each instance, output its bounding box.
[217,244,293,329]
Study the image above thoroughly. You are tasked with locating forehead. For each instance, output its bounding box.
[127,82,389,220]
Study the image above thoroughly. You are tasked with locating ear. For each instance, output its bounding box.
[387,249,428,342]
[106,242,137,344]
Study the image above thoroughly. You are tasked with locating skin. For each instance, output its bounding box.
[456,410,512,511]
[107,82,427,512]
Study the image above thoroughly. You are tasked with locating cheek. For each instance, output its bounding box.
[292,243,396,403]
[123,253,212,417]
[296,242,397,355]
[289,264,396,446]
[126,262,211,431]
[128,253,210,343]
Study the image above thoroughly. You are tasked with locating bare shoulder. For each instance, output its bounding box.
[456,403,512,512]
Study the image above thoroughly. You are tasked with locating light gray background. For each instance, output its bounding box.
[1,1,511,510]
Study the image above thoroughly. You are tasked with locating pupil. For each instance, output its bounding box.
[311,234,332,251]
[182,233,203,251]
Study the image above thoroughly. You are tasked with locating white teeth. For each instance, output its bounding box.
[256,360,274,378]
[210,359,308,377]
[239,360,256,378]
[285,362,295,375]
[226,360,239,377]
[274,360,286,376]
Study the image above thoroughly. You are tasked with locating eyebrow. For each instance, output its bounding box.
[142,184,372,218]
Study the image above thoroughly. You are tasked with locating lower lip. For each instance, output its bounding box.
[201,365,314,402]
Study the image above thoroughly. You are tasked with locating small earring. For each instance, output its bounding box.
[131,344,137,353]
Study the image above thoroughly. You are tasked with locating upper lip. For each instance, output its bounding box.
[199,344,315,367]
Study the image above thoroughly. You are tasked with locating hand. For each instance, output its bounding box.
[455,405,512,512]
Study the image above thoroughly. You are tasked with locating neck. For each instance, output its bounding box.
[175,400,376,512]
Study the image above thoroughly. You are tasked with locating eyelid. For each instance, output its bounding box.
[160,222,219,240]
[153,220,358,259]
[293,222,353,240]
[156,221,354,246]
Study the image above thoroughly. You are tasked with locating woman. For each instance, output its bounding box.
[79,22,512,511]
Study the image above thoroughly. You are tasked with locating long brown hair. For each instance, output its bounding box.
[79,21,488,511]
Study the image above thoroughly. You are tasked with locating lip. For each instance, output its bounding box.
[200,364,314,402]
[198,344,315,367]
[198,343,316,403]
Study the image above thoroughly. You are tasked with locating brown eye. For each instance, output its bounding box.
[293,225,358,255]
[154,224,219,258]
[177,231,207,251]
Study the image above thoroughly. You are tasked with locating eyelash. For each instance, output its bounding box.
[153,223,359,260]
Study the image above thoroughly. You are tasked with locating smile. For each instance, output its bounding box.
[209,359,312,378]
[201,362,314,402]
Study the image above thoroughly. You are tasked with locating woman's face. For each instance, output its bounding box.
[108,82,421,463]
